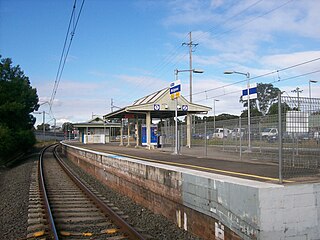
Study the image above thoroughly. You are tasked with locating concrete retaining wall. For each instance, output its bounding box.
[61,142,320,240]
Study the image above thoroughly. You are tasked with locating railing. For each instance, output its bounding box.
[160,96,320,182]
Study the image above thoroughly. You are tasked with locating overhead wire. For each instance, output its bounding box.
[194,68,320,103]
[49,0,85,113]
[192,0,264,43]
[193,0,293,45]
[49,1,76,112]
[111,0,269,107]
[188,56,320,98]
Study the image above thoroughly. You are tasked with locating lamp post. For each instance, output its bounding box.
[53,118,56,141]
[174,69,204,150]
[309,80,318,113]
[224,70,251,152]
[213,99,219,134]
[309,80,317,99]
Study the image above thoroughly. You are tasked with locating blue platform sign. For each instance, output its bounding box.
[242,84,257,100]
[170,84,181,94]
[170,80,181,99]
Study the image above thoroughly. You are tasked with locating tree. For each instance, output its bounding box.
[240,108,263,118]
[62,122,74,133]
[267,102,291,115]
[0,56,39,161]
[37,123,50,131]
[203,114,239,122]
[240,83,280,116]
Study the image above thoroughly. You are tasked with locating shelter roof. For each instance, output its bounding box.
[104,88,211,119]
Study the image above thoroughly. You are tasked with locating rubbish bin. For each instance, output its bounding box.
[157,135,162,148]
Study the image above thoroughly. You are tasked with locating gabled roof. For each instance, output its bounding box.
[88,117,104,123]
[73,116,120,128]
[104,87,211,119]
[132,88,167,106]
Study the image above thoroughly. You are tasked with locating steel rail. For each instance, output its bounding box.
[38,144,59,240]
[53,146,146,240]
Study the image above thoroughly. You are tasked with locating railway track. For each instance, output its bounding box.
[28,144,146,239]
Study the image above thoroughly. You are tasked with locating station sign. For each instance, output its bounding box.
[170,80,181,99]
[242,83,257,100]
[182,105,188,111]
[154,104,160,111]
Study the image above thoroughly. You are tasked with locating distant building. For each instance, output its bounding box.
[73,117,121,144]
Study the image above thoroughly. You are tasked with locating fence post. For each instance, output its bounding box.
[205,120,207,157]
[278,91,283,183]
[239,117,242,161]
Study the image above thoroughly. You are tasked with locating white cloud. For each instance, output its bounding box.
[261,51,320,70]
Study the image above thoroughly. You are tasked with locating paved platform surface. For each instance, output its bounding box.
[66,141,319,184]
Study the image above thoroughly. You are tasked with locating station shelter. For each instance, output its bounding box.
[73,116,121,144]
[103,87,211,149]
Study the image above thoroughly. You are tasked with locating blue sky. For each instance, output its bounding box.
[1,0,320,126]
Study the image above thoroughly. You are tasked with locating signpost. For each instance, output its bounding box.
[170,80,181,154]
[241,83,257,152]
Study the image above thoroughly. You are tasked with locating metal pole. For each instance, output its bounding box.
[205,120,207,157]
[213,100,216,133]
[309,81,311,99]
[239,117,242,161]
[53,118,56,141]
[278,91,283,183]
[247,73,251,152]
[174,97,178,154]
[189,32,193,103]
[43,111,45,141]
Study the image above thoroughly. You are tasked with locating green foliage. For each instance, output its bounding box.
[240,108,263,118]
[0,56,39,161]
[37,123,50,131]
[267,102,292,115]
[203,113,239,122]
[62,122,74,132]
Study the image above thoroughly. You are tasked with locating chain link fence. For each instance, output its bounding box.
[160,96,320,181]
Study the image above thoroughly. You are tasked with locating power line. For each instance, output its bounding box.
[189,57,320,98]
[194,0,293,45]
[103,1,296,110]
[49,0,85,111]
[192,0,264,43]
[195,69,320,103]
[123,0,267,101]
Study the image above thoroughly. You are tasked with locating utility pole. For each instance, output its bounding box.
[182,32,198,103]
[291,87,303,110]
[111,98,121,112]
[111,98,114,112]
[183,32,198,146]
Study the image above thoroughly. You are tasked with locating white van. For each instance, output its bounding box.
[213,128,230,139]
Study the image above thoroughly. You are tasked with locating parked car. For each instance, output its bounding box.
[261,128,278,138]
[213,128,230,139]
[231,128,245,139]
[261,128,278,142]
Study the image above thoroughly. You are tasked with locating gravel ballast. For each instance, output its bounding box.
[0,155,37,240]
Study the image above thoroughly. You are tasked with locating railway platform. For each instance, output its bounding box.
[61,141,320,240]
[67,141,319,183]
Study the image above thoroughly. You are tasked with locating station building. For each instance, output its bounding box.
[73,116,121,144]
